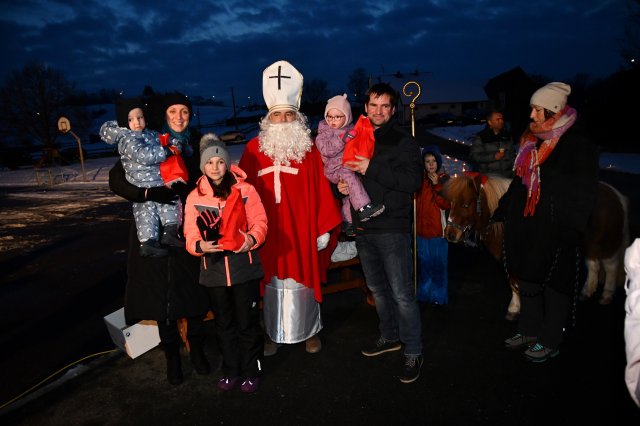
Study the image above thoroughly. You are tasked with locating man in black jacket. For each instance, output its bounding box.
[469,109,515,178]
[341,83,424,383]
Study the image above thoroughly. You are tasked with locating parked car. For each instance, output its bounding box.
[220,130,246,143]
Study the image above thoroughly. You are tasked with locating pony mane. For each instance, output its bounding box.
[483,176,511,214]
[443,174,474,199]
[443,174,511,215]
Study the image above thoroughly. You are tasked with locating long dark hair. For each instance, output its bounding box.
[206,170,235,200]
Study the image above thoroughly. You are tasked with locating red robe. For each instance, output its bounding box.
[239,137,341,302]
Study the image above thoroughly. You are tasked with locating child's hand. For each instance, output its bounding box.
[200,240,224,253]
[341,129,357,144]
[234,230,256,253]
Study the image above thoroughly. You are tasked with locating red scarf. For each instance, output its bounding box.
[513,106,577,216]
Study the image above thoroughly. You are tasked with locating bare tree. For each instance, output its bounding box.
[302,78,329,104]
[0,61,75,150]
[347,68,369,101]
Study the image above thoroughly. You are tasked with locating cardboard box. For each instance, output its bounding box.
[103,308,160,359]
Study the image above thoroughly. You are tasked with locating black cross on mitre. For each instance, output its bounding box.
[268,65,291,90]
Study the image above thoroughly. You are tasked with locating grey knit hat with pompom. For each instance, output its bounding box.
[199,133,229,173]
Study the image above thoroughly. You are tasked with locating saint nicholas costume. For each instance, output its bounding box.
[238,60,341,345]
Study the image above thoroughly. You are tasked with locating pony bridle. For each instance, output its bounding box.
[446,181,483,247]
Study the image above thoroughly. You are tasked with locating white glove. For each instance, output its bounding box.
[317,233,330,251]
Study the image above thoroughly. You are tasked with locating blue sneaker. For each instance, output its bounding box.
[524,343,559,363]
[504,333,536,351]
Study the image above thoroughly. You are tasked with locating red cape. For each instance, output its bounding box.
[239,138,341,302]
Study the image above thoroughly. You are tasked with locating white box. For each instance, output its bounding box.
[103,308,161,359]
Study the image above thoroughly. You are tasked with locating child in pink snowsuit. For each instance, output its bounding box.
[315,93,384,236]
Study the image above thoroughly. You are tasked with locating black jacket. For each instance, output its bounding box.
[354,120,423,234]
[493,123,598,293]
[108,127,209,324]
[469,126,515,177]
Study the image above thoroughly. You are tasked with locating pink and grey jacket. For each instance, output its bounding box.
[184,164,268,287]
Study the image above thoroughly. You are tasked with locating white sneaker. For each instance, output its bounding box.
[331,242,352,262]
[343,241,358,260]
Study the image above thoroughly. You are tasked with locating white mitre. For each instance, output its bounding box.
[262,60,303,116]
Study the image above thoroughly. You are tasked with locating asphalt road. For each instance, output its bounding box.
[1,134,638,424]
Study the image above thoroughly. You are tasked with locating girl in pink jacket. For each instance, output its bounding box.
[184,134,267,394]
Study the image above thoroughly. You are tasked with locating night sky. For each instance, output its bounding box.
[1,1,631,105]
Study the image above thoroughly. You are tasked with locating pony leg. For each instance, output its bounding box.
[581,258,600,301]
[505,286,520,321]
[599,255,620,305]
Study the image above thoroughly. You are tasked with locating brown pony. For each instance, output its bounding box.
[443,173,629,320]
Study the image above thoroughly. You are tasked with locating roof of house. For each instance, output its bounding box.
[384,76,488,104]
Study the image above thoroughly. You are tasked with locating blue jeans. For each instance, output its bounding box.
[356,233,422,356]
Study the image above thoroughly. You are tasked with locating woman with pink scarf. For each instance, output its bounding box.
[492,82,598,363]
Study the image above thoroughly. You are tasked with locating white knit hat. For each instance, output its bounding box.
[324,93,353,128]
[530,82,571,113]
[199,133,229,173]
[262,60,303,116]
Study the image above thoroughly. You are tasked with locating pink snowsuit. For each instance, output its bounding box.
[315,119,371,223]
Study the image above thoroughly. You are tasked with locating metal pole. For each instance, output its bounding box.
[402,81,422,294]
[69,130,86,181]
[231,87,238,130]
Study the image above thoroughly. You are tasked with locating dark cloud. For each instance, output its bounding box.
[1,0,630,105]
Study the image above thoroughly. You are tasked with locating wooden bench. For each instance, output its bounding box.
[323,256,367,295]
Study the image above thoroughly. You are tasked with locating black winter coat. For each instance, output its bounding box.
[494,123,598,293]
[354,120,423,234]
[109,127,209,324]
[469,127,515,178]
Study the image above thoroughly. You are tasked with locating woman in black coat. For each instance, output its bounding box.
[109,92,210,385]
[494,82,598,363]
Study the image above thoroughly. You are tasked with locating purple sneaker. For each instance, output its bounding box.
[240,377,261,393]
[217,376,240,391]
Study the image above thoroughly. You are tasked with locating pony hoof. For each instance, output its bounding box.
[599,295,613,305]
[505,312,519,321]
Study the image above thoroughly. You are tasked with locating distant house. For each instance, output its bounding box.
[484,67,536,137]
[385,76,488,124]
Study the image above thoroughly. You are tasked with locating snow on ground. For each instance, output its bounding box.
[429,125,640,175]
[1,125,637,188]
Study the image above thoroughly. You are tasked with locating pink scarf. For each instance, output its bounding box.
[514,106,577,216]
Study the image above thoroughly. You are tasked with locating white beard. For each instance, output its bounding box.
[258,114,313,166]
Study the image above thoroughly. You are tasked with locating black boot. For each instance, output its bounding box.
[162,341,183,385]
[160,224,184,247]
[188,337,210,375]
[140,239,168,257]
